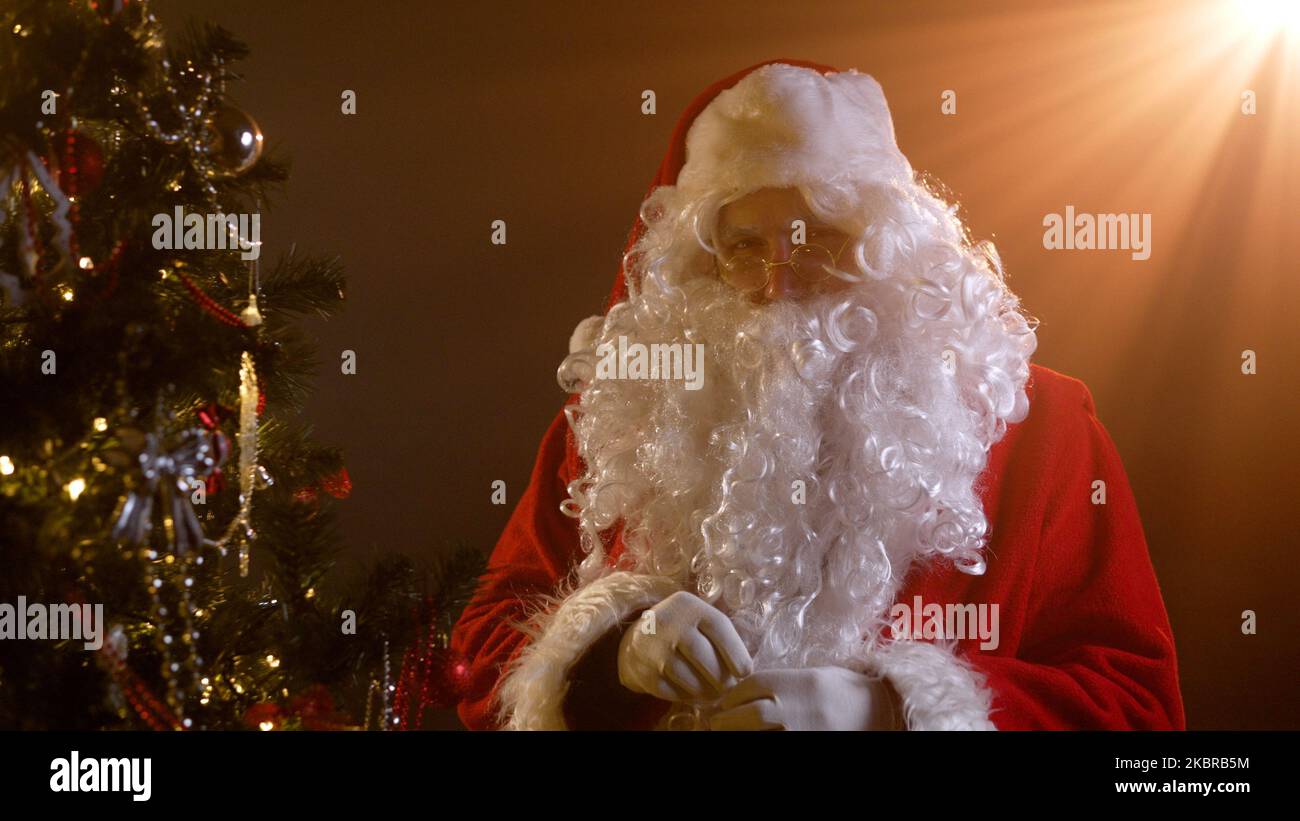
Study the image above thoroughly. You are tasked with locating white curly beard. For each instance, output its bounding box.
[559,262,1028,672]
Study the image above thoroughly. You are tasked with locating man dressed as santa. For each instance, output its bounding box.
[450,59,1185,731]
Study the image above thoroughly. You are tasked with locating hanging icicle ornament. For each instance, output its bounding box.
[234,350,259,576]
[207,350,260,576]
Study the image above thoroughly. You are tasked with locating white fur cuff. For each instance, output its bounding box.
[496,571,681,730]
[862,640,997,731]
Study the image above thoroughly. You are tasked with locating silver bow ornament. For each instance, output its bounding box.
[111,428,226,554]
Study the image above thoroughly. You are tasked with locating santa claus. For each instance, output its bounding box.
[450,58,1185,731]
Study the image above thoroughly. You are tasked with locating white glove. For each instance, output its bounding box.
[707,666,902,731]
[618,591,754,703]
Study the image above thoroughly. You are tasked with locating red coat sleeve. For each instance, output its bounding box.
[449,405,674,730]
[962,373,1186,730]
[449,407,580,730]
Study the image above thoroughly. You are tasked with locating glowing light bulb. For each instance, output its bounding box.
[66,477,86,500]
[0,456,13,475]
[93,417,107,432]
[259,721,274,732]
[78,256,93,270]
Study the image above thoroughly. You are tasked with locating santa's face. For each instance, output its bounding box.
[713,187,856,304]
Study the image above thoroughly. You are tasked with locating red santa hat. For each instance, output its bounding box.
[567,57,910,377]
[676,63,910,199]
[599,58,909,312]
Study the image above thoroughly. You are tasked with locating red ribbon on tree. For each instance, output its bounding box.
[392,597,471,730]
[69,583,185,732]
[293,466,352,510]
[196,391,265,495]
[242,685,355,731]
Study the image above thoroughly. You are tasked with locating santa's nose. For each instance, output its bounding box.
[756,238,802,303]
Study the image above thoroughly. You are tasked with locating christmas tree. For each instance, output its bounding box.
[0,0,477,730]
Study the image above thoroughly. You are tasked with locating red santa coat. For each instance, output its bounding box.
[450,364,1185,730]
[449,58,1185,731]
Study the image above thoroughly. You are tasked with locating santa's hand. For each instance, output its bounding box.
[708,667,901,731]
[617,591,753,703]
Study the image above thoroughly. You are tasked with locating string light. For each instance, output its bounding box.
[65,477,85,500]
[0,456,13,475]
[93,417,107,432]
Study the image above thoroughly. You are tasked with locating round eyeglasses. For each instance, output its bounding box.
[714,236,853,293]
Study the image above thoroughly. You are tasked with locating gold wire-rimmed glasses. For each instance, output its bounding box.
[714,235,853,293]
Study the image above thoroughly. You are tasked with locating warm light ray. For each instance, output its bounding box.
[821,0,1298,384]
[1234,0,1300,37]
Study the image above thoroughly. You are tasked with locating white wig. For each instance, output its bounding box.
[555,64,1038,669]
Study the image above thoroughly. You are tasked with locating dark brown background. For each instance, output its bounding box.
[158,0,1299,730]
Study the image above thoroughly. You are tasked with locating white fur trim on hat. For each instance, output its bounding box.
[496,571,682,730]
[859,639,997,730]
[676,63,912,198]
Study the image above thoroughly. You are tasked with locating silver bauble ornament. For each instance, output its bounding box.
[207,105,264,176]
